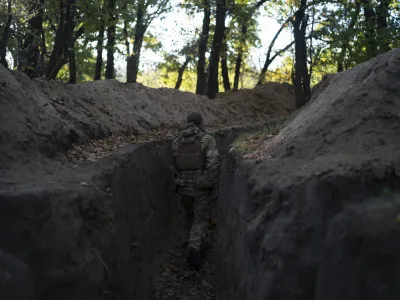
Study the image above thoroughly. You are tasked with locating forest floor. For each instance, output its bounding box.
[151,222,217,300]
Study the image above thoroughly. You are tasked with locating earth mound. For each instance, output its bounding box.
[0,65,295,299]
[218,48,400,300]
[0,66,294,172]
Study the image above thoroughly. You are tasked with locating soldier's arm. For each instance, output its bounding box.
[171,137,180,183]
[197,135,221,188]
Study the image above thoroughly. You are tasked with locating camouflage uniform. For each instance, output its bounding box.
[172,122,220,252]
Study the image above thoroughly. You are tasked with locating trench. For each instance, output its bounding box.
[0,125,255,300]
[2,124,400,300]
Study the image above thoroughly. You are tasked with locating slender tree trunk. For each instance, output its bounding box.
[20,0,45,76]
[0,0,12,68]
[46,0,68,79]
[174,57,191,90]
[233,24,246,91]
[69,46,77,83]
[257,17,292,85]
[376,0,390,52]
[207,0,226,99]
[233,51,242,90]
[39,0,46,64]
[123,20,130,56]
[46,0,81,80]
[123,19,129,81]
[105,24,116,79]
[105,0,116,79]
[291,0,310,108]
[68,0,77,83]
[338,2,361,72]
[94,24,105,80]
[361,0,377,59]
[127,1,146,83]
[221,57,230,92]
[220,31,231,91]
[196,0,211,95]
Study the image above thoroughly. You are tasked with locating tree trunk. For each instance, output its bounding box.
[376,0,390,52]
[292,0,310,108]
[207,0,227,99]
[69,45,77,83]
[105,0,116,79]
[46,0,80,80]
[0,0,12,68]
[68,0,77,83]
[19,0,45,76]
[233,24,247,91]
[337,2,361,72]
[221,56,230,92]
[46,0,69,79]
[127,1,146,83]
[220,31,231,91]
[257,17,292,85]
[174,57,190,90]
[361,0,377,59]
[196,0,211,95]
[39,0,46,64]
[94,24,105,80]
[123,20,130,56]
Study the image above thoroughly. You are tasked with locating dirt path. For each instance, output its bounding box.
[151,224,217,300]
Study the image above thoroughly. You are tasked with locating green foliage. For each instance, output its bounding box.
[1,0,399,91]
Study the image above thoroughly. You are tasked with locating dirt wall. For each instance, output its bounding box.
[0,139,181,300]
[217,48,400,300]
[218,155,400,300]
[0,123,256,299]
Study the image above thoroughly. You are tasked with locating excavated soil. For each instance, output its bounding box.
[3,47,400,300]
[0,65,294,174]
[218,48,400,300]
[0,65,296,300]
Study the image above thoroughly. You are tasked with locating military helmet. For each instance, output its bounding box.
[187,112,203,126]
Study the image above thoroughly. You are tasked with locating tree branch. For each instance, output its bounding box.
[254,0,268,9]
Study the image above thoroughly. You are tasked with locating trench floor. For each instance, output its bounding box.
[151,224,217,300]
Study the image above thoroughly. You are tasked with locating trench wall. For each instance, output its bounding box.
[0,124,259,300]
[217,153,400,300]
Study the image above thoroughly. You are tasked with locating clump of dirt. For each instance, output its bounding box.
[151,226,216,300]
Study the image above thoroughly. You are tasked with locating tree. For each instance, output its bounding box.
[195,0,211,95]
[256,17,294,86]
[126,0,171,83]
[207,0,227,99]
[231,0,266,90]
[290,0,310,108]
[220,29,231,91]
[0,0,12,68]
[94,2,107,80]
[105,0,116,79]
[46,0,82,80]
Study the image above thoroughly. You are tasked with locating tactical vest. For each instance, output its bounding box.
[175,132,206,170]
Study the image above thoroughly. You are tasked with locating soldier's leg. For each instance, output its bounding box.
[180,195,194,230]
[188,193,211,252]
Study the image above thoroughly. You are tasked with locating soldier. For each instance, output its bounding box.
[172,112,220,270]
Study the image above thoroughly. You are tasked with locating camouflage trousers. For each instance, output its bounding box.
[181,192,211,252]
